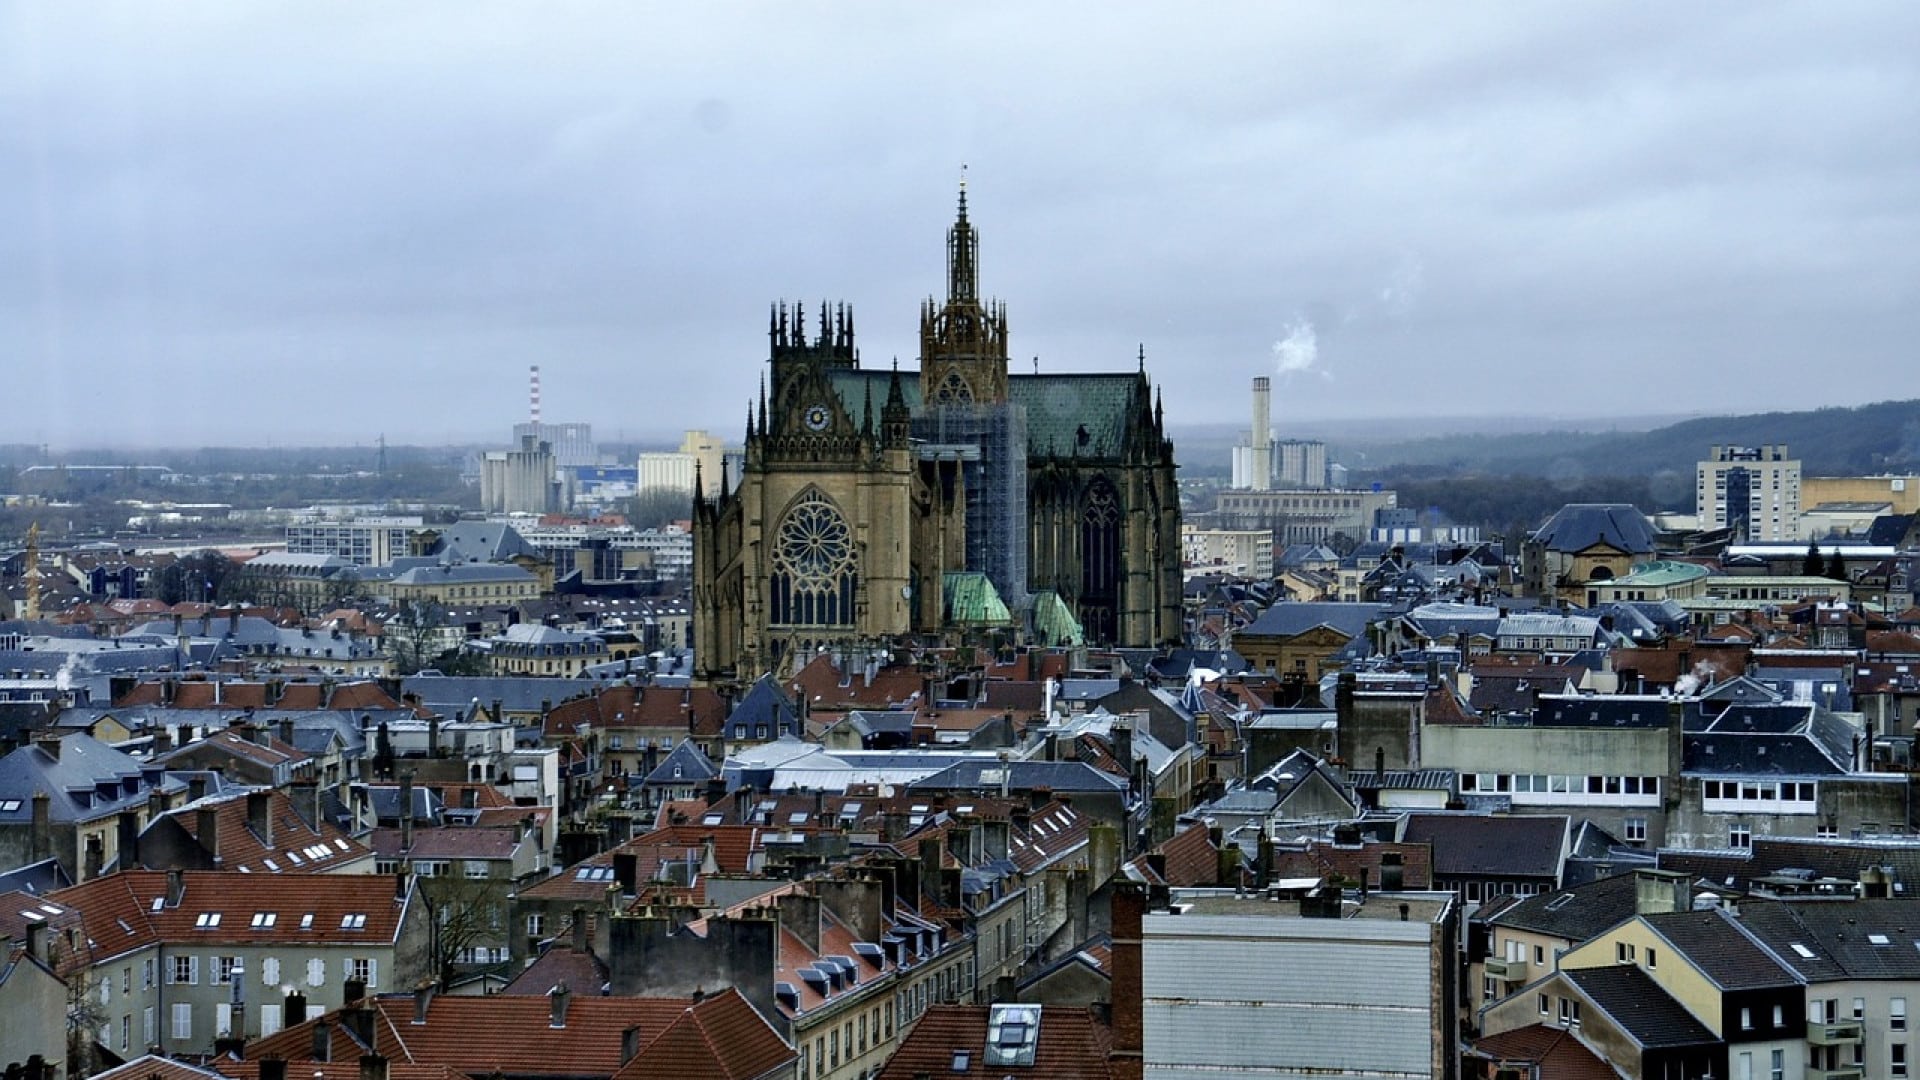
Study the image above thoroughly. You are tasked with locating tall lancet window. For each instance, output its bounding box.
[770,490,858,627]
[1080,475,1121,643]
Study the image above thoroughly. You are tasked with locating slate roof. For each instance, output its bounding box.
[642,739,720,786]
[1530,504,1658,555]
[1564,965,1717,1048]
[1644,908,1796,990]
[401,674,599,715]
[1239,602,1387,640]
[0,734,173,826]
[1401,814,1567,880]
[1737,898,1920,981]
[1493,872,1641,940]
[426,520,541,563]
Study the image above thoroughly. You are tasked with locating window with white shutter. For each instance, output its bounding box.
[261,956,280,985]
[171,1003,192,1041]
[307,957,325,986]
[143,1006,155,1047]
[189,956,199,985]
[215,1003,232,1037]
[259,1003,282,1037]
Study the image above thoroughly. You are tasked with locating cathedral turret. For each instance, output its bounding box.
[882,362,911,449]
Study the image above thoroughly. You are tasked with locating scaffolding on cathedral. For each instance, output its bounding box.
[913,402,1029,622]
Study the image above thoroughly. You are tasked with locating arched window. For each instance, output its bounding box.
[1080,476,1121,643]
[933,370,974,406]
[770,491,859,627]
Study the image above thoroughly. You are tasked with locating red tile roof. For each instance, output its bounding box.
[1469,1023,1616,1080]
[51,869,410,954]
[613,989,796,1080]
[874,1005,1112,1080]
[165,789,374,874]
[244,988,786,1079]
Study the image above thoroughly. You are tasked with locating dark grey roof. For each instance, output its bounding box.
[1868,514,1915,547]
[908,759,1127,794]
[1682,702,1851,776]
[0,735,175,825]
[1494,872,1640,940]
[1240,602,1387,640]
[642,739,719,786]
[1530,504,1658,555]
[0,857,72,896]
[1737,898,1920,981]
[428,521,539,563]
[1564,965,1718,1049]
[1402,813,1567,879]
[1533,695,1674,728]
[1664,836,1920,895]
[726,673,801,738]
[1645,908,1796,990]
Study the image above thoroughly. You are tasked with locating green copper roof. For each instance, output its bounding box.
[1608,560,1713,587]
[824,369,1142,460]
[1029,588,1086,647]
[943,571,1012,626]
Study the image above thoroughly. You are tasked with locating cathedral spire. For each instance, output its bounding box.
[758,374,768,437]
[947,167,977,303]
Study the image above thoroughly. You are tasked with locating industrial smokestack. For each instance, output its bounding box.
[1244,375,1273,491]
[529,364,542,423]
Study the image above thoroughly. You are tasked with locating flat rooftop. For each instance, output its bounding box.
[1164,889,1453,924]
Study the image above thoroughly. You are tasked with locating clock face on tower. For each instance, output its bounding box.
[803,403,831,432]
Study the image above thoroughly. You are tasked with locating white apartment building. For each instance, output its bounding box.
[1698,444,1801,542]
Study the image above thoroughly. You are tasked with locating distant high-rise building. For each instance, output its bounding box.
[637,429,733,496]
[481,436,559,515]
[1697,444,1801,541]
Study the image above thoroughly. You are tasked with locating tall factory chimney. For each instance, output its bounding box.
[1236,375,1272,490]
[529,364,542,424]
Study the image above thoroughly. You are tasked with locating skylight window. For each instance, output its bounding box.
[334,838,350,851]
[194,912,221,929]
[788,811,811,825]
[263,858,280,872]
[1544,894,1576,912]
[340,913,367,930]
[702,813,725,826]
[1870,934,1892,946]
[252,912,277,928]
[20,910,43,922]
[285,851,303,865]
[1791,943,1817,958]
[0,800,21,813]
[299,913,314,930]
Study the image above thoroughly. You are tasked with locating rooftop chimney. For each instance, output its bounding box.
[284,989,307,1028]
[247,789,273,848]
[359,1055,388,1080]
[549,982,571,1028]
[198,804,221,862]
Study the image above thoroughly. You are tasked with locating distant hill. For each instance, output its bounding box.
[1344,400,1920,479]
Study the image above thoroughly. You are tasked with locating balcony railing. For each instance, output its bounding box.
[1807,1020,1864,1046]
[1806,1066,1863,1080]
[1484,957,1528,981]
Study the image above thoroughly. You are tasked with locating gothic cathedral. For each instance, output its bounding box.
[692,186,1181,680]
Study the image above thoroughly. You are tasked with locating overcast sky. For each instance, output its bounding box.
[5,2,1916,450]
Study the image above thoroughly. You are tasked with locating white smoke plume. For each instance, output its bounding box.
[1271,319,1330,382]
[1672,660,1717,697]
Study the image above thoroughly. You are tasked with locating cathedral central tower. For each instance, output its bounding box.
[919,176,1010,407]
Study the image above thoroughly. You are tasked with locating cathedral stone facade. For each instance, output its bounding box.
[692,189,1181,680]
